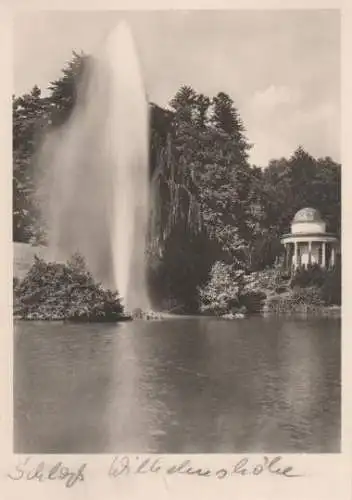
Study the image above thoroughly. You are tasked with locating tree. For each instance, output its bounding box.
[167,87,254,264]
[194,93,211,129]
[48,51,91,127]
[169,85,198,124]
[148,86,256,309]
[13,86,50,241]
[149,103,174,177]
[13,52,92,242]
[210,92,251,162]
[314,156,341,236]
[256,147,341,267]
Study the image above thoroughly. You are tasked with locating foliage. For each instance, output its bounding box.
[14,254,126,321]
[266,287,325,314]
[12,86,50,242]
[152,86,253,252]
[265,262,341,313]
[289,263,341,306]
[290,264,327,289]
[12,52,90,243]
[258,148,341,238]
[319,264,341,306]
[198,261,245,315]
[291,287,325,306]
[245,229,283,271]
[12,52,341,313]
[48,51,91,127]
[198,261,266,315]
[239,289,267,314]
[241,267,288,293]
[149,86,255,309]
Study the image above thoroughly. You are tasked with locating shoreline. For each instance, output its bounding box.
[13,306,341,323]
[13,242,341,323]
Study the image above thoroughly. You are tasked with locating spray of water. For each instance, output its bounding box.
[38,21,150,312]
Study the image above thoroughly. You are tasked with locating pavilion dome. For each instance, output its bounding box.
[293,207,323,223]
[291,207,326,235]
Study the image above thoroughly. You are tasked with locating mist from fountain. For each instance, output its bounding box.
[38,21,151,313]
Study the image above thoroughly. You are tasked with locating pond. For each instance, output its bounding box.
[13,316,340,453]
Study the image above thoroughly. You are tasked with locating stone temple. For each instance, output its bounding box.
[280,207,339,271]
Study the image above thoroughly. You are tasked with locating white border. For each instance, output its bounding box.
[1,2,351,499]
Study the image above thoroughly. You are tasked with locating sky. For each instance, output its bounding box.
[14,10,340,166]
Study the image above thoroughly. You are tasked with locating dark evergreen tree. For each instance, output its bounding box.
[48,51,91,127]
[194,93,211,129]
[169,85,198,124]
[211,91,250,162]
[13,86,50,241]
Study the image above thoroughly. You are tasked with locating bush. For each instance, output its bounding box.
[290,264,326,288]
[198,261,244,315]
[244,268,285,292]
[198,261,267,315]
[266,286,324,314]
[290,263,341,306]
[239,289,266,313]
[320,265,341,305]
[13,253,126,322]
[291,287,325,306]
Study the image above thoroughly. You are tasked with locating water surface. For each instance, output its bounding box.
[14,316,340,453]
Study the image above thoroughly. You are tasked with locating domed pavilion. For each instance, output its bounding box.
[280,208,339,271]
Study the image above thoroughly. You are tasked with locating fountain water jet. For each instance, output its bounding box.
[39,21,151,312]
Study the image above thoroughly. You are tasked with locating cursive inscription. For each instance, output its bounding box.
[8,456,87,488]
[231,456,301,478]
[167,460,212,477]
[107,455,302,479]
[7,454,302,488]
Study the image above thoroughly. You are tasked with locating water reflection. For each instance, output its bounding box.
[14,317,340,453]
[14,322,117,452]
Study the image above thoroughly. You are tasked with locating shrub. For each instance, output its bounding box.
[290,263,341,306]
[198,261,244,315]
[239,290,266,313]
[13,253,126,322]
[266,286,325,314]
[320,265,341,305]
[198,261,267,315]
[291,287,324,306]
[244,268,285,292]
[290,264,326,288]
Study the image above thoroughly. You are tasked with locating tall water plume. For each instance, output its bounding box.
[39,21,150,312]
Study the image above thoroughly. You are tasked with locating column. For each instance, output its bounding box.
[331,245,336,268]
[287,243,292,271]
[322,241,326,269]
[308,241,312,267]
[294,241,298,269]
[288,243,292,269]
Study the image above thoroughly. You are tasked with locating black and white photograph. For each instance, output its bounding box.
[13,9,341,454]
